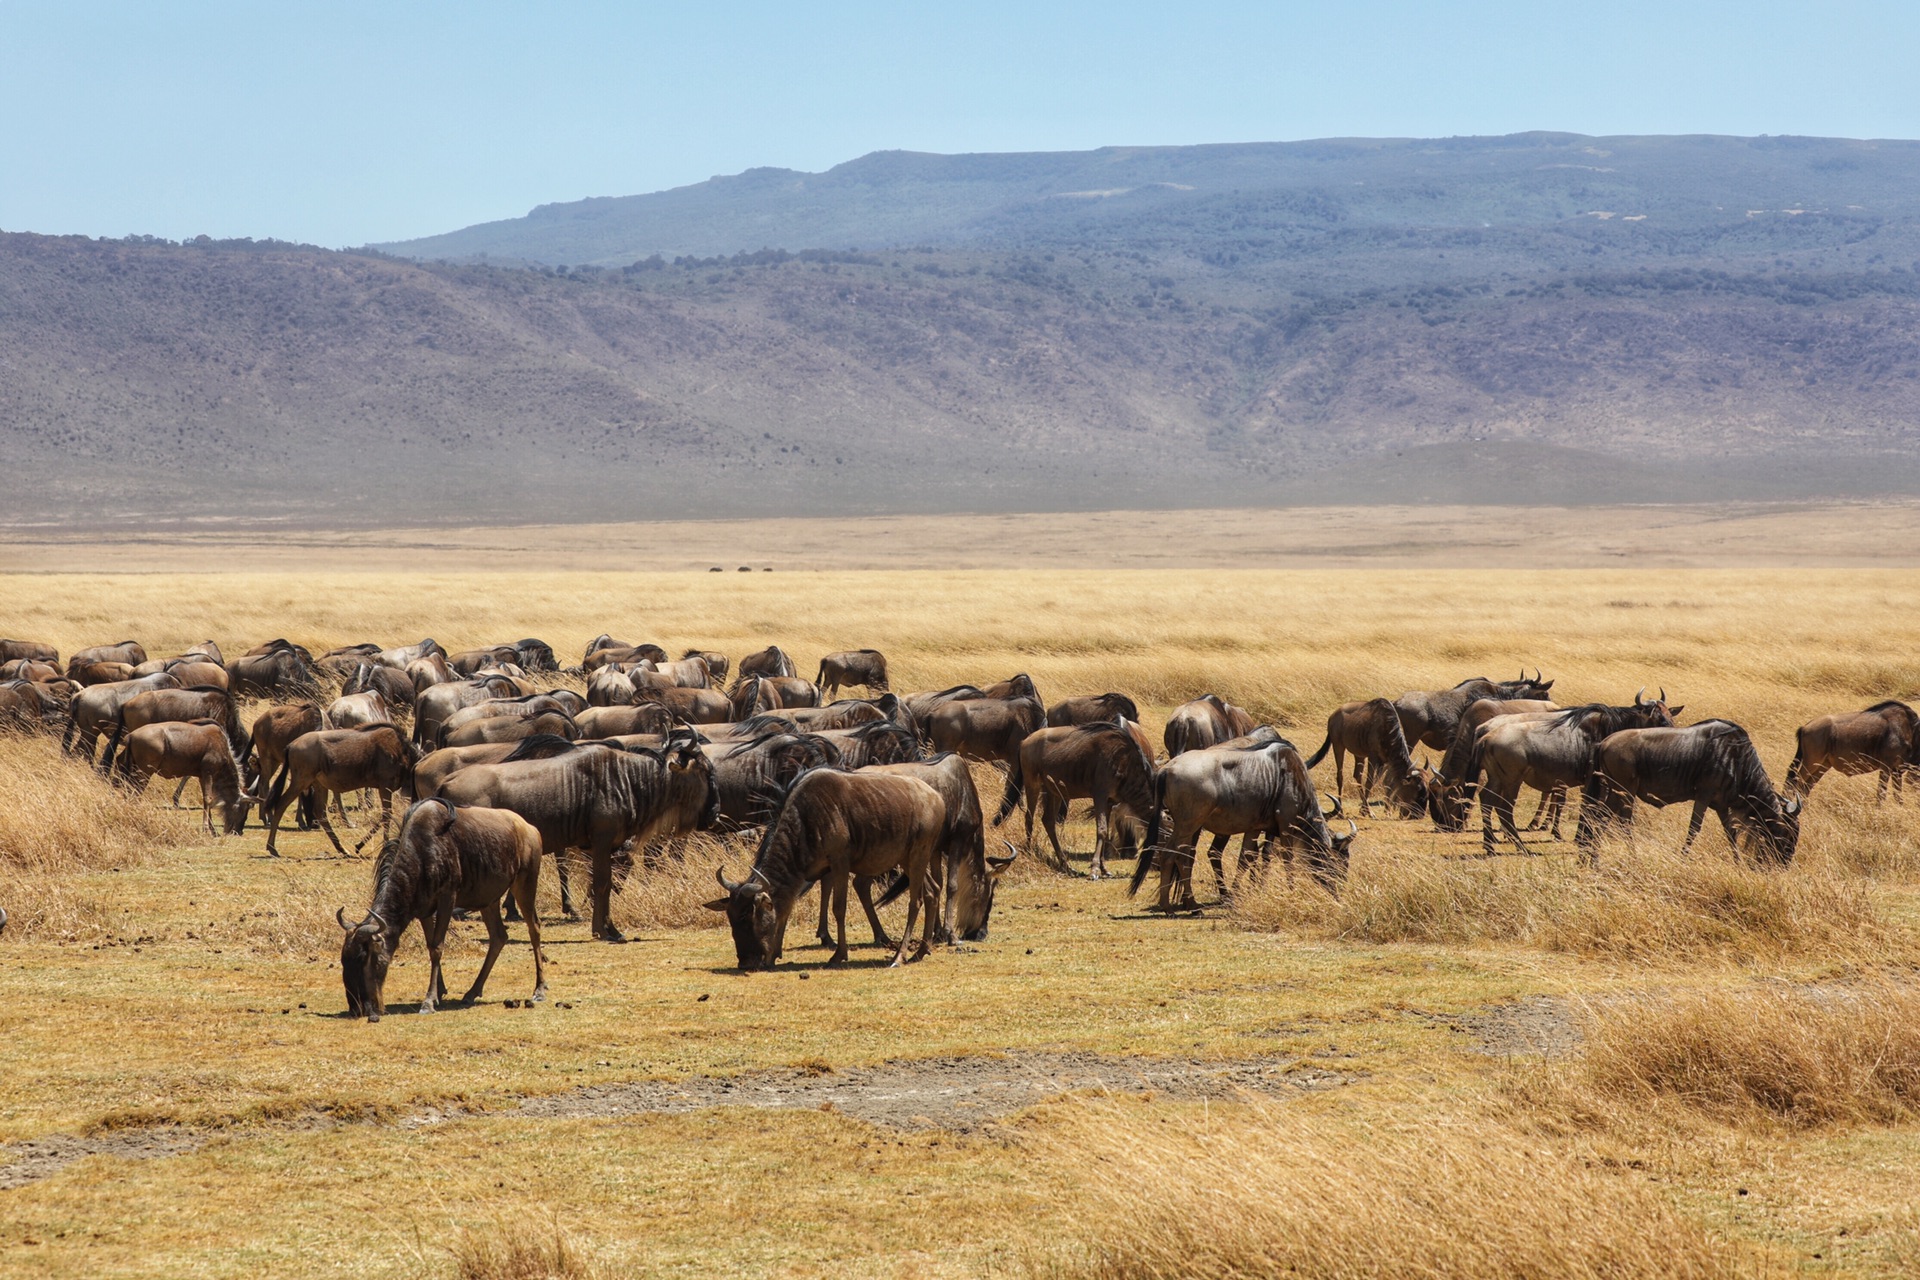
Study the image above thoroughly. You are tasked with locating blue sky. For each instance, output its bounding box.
[2,0,1916,247]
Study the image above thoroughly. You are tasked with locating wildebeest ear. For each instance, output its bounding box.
[701,897,730,912]
[1668,705,1685,717]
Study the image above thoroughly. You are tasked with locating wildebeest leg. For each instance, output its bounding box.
[854,877,894,948]
[422,904,452,1013]
[1357,758,1376,819]
[591,838,625,943]
[1204,832,1229,897]
[460,899,509,1005]
[1089,796,1111,879]
[814,881,834,947]
[511,868,548,1002]
[315,792,351,858]
[171,778,192,809]
[1040,792,1070,871]
[1680,798,1710,856]
[1484,784,1526,856]
[1332,746,1346,807]
[1877,768,1890,805]
[332,791,354,829]
[198,772,217,837]
[828,872,851,966]
[891,866,924,967]
[1521,788,1556,832]
[351,789,393,856]
[552,853,580,920]
[1546,785,1568,839]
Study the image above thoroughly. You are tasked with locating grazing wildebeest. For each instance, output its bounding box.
[107,686,249,784]
[263,724,418,857]
[243,702,322,789]
[338,798,547,1021]
[1427,696,1563,831]
[1046,692,1141,728]
[777,701,889,731]
[412,675,521,748]
[1163,694,1255,758]
[317,644,384,682]
[64,672,181,763]
[0,659,61,683]
[341,664,416,715]
[816,650,890,697]
[439,736,718,941]
[587,667,638,706]
[70,661,137,687]
[1576,720,1803,866]
[1303,698,1428,818]
[232,641,317,700]
[702,732,838,832]
[0,639,59,666]
[443,710,578,749]
[414,741,541,799]
[1786,701,1920,802]
[707,768,943,968]
[926,696,1047,776]
[117,720,259,835]
[737,645,798,680]
[684,649,730,682]
[1470,697,1679,856]
[634,685,734,725]
[1393,671,1554,753]
[437,693,583,747]
[1000,721,1157,877]
[572,703,675,739]
[405,654,456,694]
[643,656,711,689]
[449,639,557,676]
[1132,736,1355,910]
[804,720,922,769]
[728,675,823,718]
[869,754,1016,943]
[582,642,668,673]
[152,659,228,690]
[67,641,146,679]
[0,680,60,732]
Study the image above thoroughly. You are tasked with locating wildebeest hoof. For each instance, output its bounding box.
[826,954,849,967]
[599,926,628,944]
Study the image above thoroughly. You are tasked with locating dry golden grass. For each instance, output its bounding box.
[449,1219,601,1280]
[1026,1099,1754,1280]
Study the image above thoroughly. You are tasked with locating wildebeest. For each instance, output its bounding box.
[737,645,798,680]
[815,650,889,697]
[436,693,583,747]
[1576,720,1803,866]
[778,701,890,731]
[0,639,59,665]
[702,732,838,831]
[117,720,259,835]
[338,799,547,1021]
[414,740,552,799]
[1426,696,1563,830]
[707,768,943,968]
[868,754,1015,943]
[317,643,385,682]
[107,686,248,784]
[1786,701,1920,802]
[232,641,318,700]
[1131,734,1354,910]
[0,680,66,733]
[0,659,61,683]
[1046,692,1141,728]
[411,675,522,747]
[340,663,416,715]
[1163,694,1255,758]
[67,641,146,679]
[406,653,457,693]
[582,641,668,673]
[326,687,395,730]
[804,720,922,769]
[1303,698,1428,818]
[450,639,557,676]
[63,672,181,763]
[1469,697,1678,856]
[1000,721,1157,877]
[70,661,137,687]
[728,675,822,718]
[634,685,734,725]
[572,703,675,740]
[925,696,1047,776]
[587,667,638,706]
[684,649,730,682]
[443,710,578,749]
[1393,671,1554,752]
[150,659,228,690]
[438,736,718,941]
[263,724,419,857]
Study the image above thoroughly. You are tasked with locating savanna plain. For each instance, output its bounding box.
[4,566,1920,1279]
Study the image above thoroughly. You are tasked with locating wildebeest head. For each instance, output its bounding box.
[950,840,1019,942]
[1632,687,1684,723]
[337,904,393,1020]
[1311,794,1359,891]
[708,866,779,970]
[1747,792,1804,867]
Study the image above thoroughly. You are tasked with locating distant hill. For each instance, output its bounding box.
[7,134,1920,527]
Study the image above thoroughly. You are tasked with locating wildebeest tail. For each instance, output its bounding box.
[1128,770,1168,897]
[1303,733,1332,769]
[264,757,293,816]
[994,760,1024,825]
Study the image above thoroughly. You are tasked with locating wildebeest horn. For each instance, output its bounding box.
[1659,687,1667,704]
[1784,795,1804,817]
[1320,791,1344,818]
[715,865,744,892]
[1345,819,1358,840]
[336,906,353,932]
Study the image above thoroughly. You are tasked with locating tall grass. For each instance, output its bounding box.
[449,1219,601,1280]
[1026,1100,1750,1280]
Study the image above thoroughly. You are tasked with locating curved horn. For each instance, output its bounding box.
[1345,819,1359,840]
[715,865,745,892]
[1320,791,1344,818]
[366,911,385,930]
[336,906,353,931]
[1784,795,1804,817]
[1635,687,1647,706]
[1659,687,1667,704]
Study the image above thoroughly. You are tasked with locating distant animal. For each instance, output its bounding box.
[0,639,59,666]
[231,641,318,700]
[1163,694,1255,758]
[1786,701,1920,802]
[337,799,547,1021]
[1303,697,1428,818]
[1576,720,1802,866]
[815,650,890,697]
[737,646,798,680]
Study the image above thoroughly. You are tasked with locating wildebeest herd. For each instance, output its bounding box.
[5,633,1915,1022]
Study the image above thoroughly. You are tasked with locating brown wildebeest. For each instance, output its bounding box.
[684,649,729,682]
[1001,721,1157,877]
[707,768,943,968]
[1576,720,1803,866]
[0,679,70,733]
[412,675,522,748]
[587,667,637,706]
[572,703,674,739]
[107,686,249,785]
[868,754,1016,943]
[1427,696,1562,830]
[317,644,385,682]
[646,657,711,689]
[157,660,228,690]
[1470,698,1679,856]
[1046,692,1141,728]
[728,675,822,718]
[1163,694,1255,757]
[439,736,718,941]
[776,701,889,731]
[341,663,416,715]
[702,732,838,832]
[804,720,922,769]
[372,639,442,670]
[1302,698,1429,818]
[926,696,1047,777]
[232,641,318,700]
[326,688,395,730]
[737,645,798,680]
[448,639,557,675]
[443,710,578,748]
[1787,701,1920,802]
[263,724,418,857]
[407,653,456,692]
[244,702,322,790]
[117,720,260,835]
[338,798,547,1021]
[67,641,146,678]
[1393,671,1555,753]
[64,672,181,763]
[437,693,583,747]
[1131,735,1355,910]
[71,661,137,687]
[816,650,889,697]
[0,659,61,683]
[582,643,668,673]
[411,736,583,799]
[0,639,59,665]
[635,685,734,725]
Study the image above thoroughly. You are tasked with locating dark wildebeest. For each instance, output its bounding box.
[0,639,59,665]
[64,672,181,763]
[317,644,384,682]
[341,664,416,716]
[778,701,890,731]
[805,720,922,769]
[1426,696,1563,831]
[737,645,798,680]
[926,696,1047,778]
[1786,701,1920,802]
[1393,671,1555,753]
[868,754,1016,944]
[232,641,318,700]
[702,732,838,832]
[684,649,730,682]
[0,680,63,733]
[443,710,578,749]
[263,724,418,857]
[1303,698,1428,818]
[1576,720,1803,866]
[728,675,822,718]
[572,703,675,740]
[117,720,259,836]
[439,736,718,942]
[634,685,734,725]
[1132,735,1355,910]
[451,639,557,676]
[67,641,146,679]
[1470,696,1679,856]
[1000,721,1157,877]
[412,675,522,748]
[414,741,543,799]
[338,799,547,1021]
[1046,692,1141,728]
[815,650,890,698]
[1163,694,1255,758]
[707,768,943,969]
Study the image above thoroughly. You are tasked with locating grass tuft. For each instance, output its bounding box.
[450,1219,601,1280]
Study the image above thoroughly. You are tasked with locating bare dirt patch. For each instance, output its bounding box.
[0,1128,205,1191]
